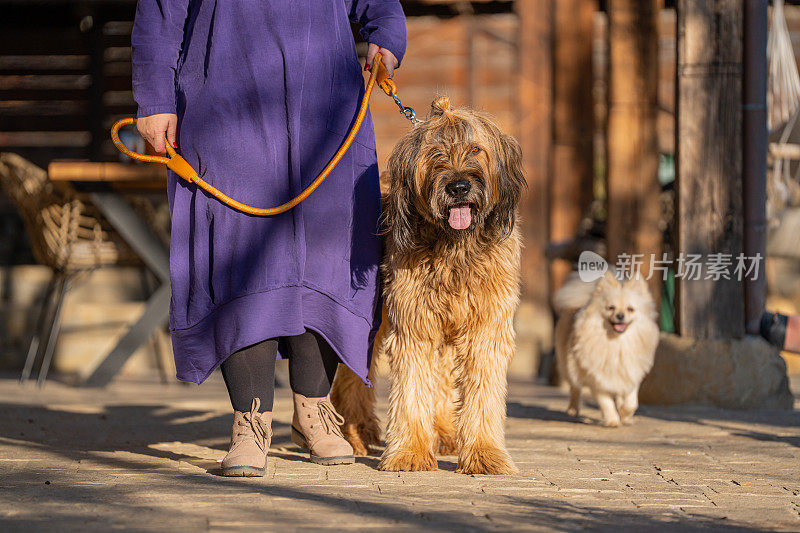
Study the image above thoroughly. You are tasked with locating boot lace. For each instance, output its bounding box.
[317,399,346,438]
[234,397,272,451]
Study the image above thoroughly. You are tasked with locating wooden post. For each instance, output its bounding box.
[606,0,662,301]
[551,0,595,292]
[86,9,105,161]
[516,0,552,307]
[742,0,768,334]
[675,0,744,339]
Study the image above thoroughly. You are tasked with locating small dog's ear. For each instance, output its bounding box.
[597,271,621,290]
[430,96,451,117]
[489,132,527,239]
[626,276,651,296]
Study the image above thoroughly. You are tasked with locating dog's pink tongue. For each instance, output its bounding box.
[448,206,472,230]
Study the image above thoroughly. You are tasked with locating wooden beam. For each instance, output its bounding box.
[516,0,552,306]
[675,0,744,339]
[606,0,662,300]
[48,161,165,183]
[551,0,595,292]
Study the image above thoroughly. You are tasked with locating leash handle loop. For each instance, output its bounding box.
[110,117,169,165]
[110,116,200,183]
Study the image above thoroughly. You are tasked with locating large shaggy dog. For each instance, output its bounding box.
[331,96,525,475]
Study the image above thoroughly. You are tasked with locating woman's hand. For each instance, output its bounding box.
[136,113,178,154]
[365,43,399,77]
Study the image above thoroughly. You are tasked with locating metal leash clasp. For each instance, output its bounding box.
[390,91,422,126]
[374,58,422,126]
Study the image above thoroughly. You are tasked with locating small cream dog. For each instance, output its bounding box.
[553,272,659,426]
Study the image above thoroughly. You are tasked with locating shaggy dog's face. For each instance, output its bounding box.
[384,97,526,251]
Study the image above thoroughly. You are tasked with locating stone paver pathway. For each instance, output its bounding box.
[0,373,798,531]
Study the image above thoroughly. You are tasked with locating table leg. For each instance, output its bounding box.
[79,190,172,386]
[88,191,170,282]
[81,283,171,386]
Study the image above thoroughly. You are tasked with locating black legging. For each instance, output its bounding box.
[220,330,340,412]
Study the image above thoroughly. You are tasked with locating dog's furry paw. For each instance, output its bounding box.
[378,449,437,472]
[436,434,459,456]
[601,418,621,428]
[344,434,370,456]
[621,415,635,426]
[456,446,517,475]
[342,423,369,456]
[343,421,381,456]
[566,406,579,418]
[618,406,637,423]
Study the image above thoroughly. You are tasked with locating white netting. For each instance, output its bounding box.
[768,0,800,215]
[768,0,800,132]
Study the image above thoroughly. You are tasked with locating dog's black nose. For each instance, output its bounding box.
[446,179,471,197]
[615,312,625,321]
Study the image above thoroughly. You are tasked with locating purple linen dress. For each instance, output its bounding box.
[131,0,406,384]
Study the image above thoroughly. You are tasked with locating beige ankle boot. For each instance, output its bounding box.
[220,398,272,477]
[291,393,355,465]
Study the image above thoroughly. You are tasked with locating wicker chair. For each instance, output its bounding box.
[0,152,150,385]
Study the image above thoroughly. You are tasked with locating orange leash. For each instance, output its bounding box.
[111,53,410,216]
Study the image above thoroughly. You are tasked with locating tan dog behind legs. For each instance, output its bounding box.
[332,96,526,475]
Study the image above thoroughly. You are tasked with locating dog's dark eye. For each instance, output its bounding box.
[627,306,634,313]
[607,305,615,312]
[469,145,481,155]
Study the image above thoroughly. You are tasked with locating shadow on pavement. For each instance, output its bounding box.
[0,396,787,531]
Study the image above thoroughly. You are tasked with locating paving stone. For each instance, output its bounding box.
[0,374,798,531]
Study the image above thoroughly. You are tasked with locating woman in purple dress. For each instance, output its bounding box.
[132,0,406,476]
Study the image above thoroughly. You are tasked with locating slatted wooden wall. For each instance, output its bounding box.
[0,1,517,170]
[0,1,139,168]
